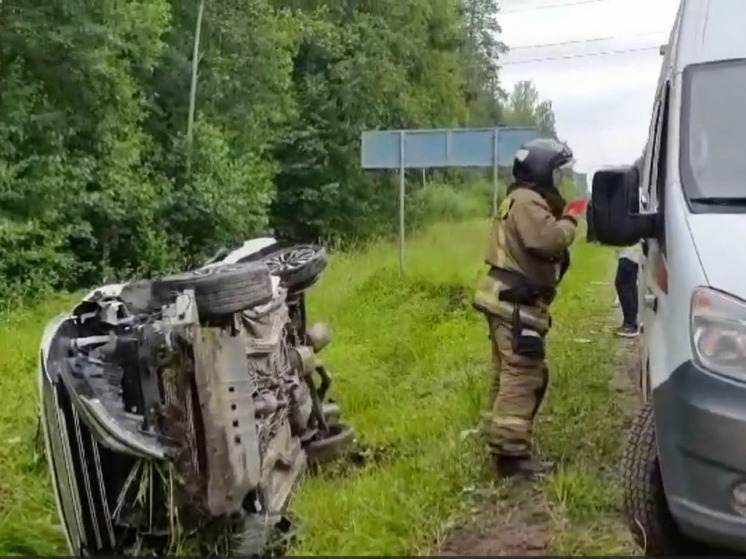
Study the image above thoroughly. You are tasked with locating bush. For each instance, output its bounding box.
[0,219,73,310]
[407,181,495,231]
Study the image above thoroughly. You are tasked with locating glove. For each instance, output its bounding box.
[564,198,588,218]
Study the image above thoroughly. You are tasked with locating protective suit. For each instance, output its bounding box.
[473,138,581,478]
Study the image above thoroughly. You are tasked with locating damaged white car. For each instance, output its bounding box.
[38,239,353,556]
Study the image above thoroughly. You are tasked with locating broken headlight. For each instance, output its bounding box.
[691,287,746,379]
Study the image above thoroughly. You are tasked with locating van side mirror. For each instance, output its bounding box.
[590,165,657,246]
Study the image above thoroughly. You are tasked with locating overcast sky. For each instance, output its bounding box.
[498,0,680,176]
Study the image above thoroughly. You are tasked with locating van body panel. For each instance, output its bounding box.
[687,214,746,300]
[646,180,706,393]
[675,0,746,72]
[639,0,746,551]
[653,176,746,549]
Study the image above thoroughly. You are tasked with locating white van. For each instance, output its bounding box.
[590,0,746,554]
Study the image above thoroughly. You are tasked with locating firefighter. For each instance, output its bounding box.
[473,138,586,478]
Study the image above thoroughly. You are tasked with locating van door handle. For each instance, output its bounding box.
[644,292,658,312]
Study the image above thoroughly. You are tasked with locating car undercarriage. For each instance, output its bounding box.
[38,239,353,556]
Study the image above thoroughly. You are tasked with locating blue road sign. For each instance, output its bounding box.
[360,127,539,169]
[359,125,541,271]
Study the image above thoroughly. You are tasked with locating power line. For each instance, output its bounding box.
[509,30,669,51]
[500,0,611,14]
[500,45,660,66]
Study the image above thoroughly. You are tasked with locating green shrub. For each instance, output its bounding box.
[408,181,497,230]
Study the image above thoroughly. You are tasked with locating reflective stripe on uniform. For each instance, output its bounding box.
[495,196,516,270]
[493,415,531,429]
[473,274,550,333]
[520,327,541,340]
[484,416,532,456]
[498,442,531,456]
[491,299,548,332]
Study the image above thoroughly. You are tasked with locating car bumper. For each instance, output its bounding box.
[653,360,746,551]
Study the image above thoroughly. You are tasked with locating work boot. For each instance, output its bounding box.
[614,323,639,338]
[493,455,555,479]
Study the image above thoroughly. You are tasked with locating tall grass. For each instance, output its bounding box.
[0,213,630,557]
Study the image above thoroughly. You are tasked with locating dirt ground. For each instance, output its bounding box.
[613,337,644,408]
[439,328,642,557]
[439,483,553,556]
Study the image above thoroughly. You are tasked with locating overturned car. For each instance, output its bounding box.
[38,239,353,556]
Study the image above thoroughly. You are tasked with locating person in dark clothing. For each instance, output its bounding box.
[614,153,646,337]
[586,201,597,243]
[614,247,640,337]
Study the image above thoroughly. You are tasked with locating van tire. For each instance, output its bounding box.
[621,402,701,555]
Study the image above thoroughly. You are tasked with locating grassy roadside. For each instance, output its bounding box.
[0,219,631,556]
[537,245,638,555]
[0,292,79,555]
[293,220,634,555]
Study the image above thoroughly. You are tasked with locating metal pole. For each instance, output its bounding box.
[492,128,499,217]
[186,0,205,178]
[399,131,406,272]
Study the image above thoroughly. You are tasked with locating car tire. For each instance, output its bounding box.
[263,245,327,292]
[621,402,702,556]
[322,401,341,427]
[304,423,354,466]
[151,262,274,319]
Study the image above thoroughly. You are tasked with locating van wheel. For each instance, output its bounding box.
[621,402,702,555]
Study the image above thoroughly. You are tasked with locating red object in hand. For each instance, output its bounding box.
[564,198,588,217]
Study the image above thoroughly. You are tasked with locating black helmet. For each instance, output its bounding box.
[512,138,574,187]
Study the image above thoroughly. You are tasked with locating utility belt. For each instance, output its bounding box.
[488,267,556,306]
[488,266,554,359]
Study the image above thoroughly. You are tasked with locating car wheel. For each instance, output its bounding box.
[151,262,274,319]
[322,401,341,427]
[304,423,354,466]
[621,402,702,555]
[263,244,327,292]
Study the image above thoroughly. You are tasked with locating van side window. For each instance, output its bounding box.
[654,83,671,252]
[655,84,670,204]
[646,101,662,200]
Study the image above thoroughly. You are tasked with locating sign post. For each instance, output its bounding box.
[492,128,499,217]
[398,131,406,271]
[361,126,539,271]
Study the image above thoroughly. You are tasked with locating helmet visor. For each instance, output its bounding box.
[552,158,575,187]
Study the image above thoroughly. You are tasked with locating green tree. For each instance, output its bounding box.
[461,0,506,125]
[0,0,568,306]
[502,80,558,138]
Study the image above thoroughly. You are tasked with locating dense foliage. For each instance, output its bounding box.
[0,0,562,306]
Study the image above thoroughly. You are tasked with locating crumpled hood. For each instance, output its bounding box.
[688,213,746,300]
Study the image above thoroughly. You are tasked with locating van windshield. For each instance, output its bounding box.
[681,59,746,201]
